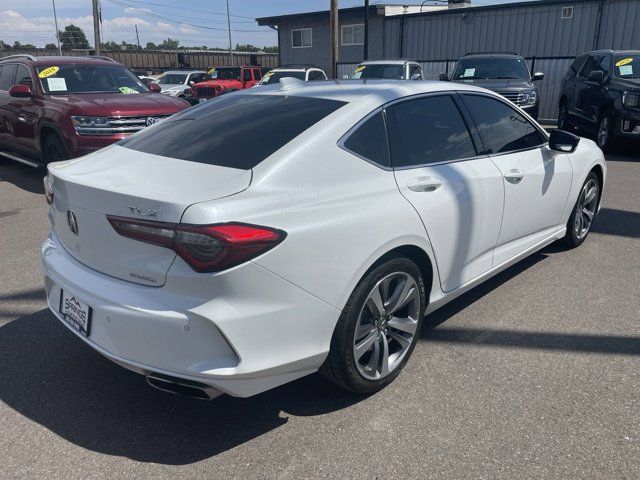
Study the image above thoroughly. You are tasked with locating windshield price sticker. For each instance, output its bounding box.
[354,65,366,73]
[119,86,139,94]
[463,68,476,78]
[619,65,633,76]
[38,66,59,78]
[615,57,633,67]
[47,77,67,91]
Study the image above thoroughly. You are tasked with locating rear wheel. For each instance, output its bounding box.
[43,133,68,165]
[562,171,600,248]
[321,256,426,394]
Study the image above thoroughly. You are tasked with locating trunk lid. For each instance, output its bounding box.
[48,145,251,286]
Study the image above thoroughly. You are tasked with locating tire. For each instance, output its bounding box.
[558,100,572,131]
[562,171,600,248]
[595,111,616,152]
[320,256,426,394]
[43,133,68,165]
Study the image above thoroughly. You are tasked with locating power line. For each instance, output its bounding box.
[119,0,255,19]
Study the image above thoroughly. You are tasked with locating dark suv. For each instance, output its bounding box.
[0,55,189,167]
[558,49,640,151]
[449,52,544,120]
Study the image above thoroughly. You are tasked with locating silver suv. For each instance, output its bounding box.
[351,60,424,80]
[157,70,207,99]
[256,66,327,86]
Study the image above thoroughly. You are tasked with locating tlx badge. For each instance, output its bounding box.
[128,206,159,217]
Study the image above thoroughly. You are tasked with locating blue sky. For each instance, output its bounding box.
[1,0,529,49]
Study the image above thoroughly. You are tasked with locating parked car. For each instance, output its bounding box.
[156,70,207,100]
[0,55,189,167]
[448,52,544,120]
[42,80,605,399]
[255,66,327,86]
[351,60,424,80]
[558,49,640,151]
[191,66,263,102]
[138,75,158,87]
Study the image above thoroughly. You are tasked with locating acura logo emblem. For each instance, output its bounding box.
[67,210,79,235]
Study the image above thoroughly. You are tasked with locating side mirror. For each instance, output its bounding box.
[148,82,162,93]
[532,72,544,81]
[549,129,580,153]
[9,84,32,98]
[410,73,422,81]
[438,73,449,81]
[587,70,605,83]
[188,80,194,86]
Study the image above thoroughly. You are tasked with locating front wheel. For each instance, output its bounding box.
[43,133,68,165]
[320,256,426,394]
[596,112,616,151]
[562,172,600,248]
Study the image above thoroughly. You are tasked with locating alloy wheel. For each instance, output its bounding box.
[597,116,609,148]
[353,272,420,381]
[574,178,598,240]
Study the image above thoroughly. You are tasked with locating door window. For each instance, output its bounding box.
[308,70,325,81]
[461,94,546,154]
[385,95,477,168]
[409,65,422,79]
[342,111,389,167]
[0,63,17,90]
[243,69,253,81]
[579,55,609,78]
[15,64,33,87]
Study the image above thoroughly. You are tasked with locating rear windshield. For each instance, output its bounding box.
[119,94,346,169]
[259,71,306,84]
[353,64,405,79]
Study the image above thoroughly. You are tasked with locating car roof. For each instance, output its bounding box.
[357,60,416,66]
[586,49,640,55]
[0,55,118,66]
[162,70,206,74]
[244,79,495,105]
[461,53,523,59]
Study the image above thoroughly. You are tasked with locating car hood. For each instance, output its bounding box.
[453,78,535,91]
[613,77,640,90]
[49,92,188,116]
[158,84,183,91]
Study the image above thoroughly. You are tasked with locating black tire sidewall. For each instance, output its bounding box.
[564,171,599,248]
[325,256,426,394]
[43,134,68,165]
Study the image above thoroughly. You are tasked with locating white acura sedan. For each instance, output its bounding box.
[42,79,606,399]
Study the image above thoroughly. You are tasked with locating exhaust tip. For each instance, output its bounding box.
[146,374,220,400]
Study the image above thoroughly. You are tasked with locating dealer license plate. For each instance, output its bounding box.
[59,290,92,336]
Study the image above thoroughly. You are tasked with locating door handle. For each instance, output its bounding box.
[407,176,443,192]
[504,170,525,184]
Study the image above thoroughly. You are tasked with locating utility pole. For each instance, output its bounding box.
[51,0,62,54]
[226,0,234,65]
[92,0,101,54]
[330,0,339,78]
[135,24,141,49]
[363,0,369,61]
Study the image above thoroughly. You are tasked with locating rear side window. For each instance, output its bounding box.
[462,94,546,154]
[120,94,346,170]
[385,95,477,167]
[342,111,389,167]
[15,64,33,87]
[0,63,17,90]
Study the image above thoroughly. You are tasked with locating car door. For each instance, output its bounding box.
[387,94,504,292]
[460,93,573,266]
[7,64,38,157]
[576,55,609,128]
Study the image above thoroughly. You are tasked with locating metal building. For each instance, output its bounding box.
[257,0,640,121]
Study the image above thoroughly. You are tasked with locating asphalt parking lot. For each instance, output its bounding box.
[0,150,638,480]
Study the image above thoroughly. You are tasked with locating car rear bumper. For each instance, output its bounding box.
[42,231,340,397]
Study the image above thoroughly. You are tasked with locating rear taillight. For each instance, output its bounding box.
[43,175,54,205]
[107,216,285,273]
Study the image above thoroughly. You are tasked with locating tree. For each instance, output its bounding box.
[262,45,278,54]
[235,43,259,52]
[0,40,9,50]
[101,40,120,51]
[59,24,90,50]
[145,41,157,50]
[159,38,179,50]
[45,43,57,50]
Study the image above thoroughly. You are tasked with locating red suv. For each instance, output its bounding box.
[0,55,189,167]
[191,66,263,102]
